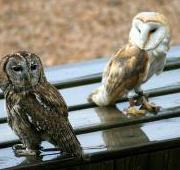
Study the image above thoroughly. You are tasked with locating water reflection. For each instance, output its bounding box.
[95,106,148,150]
[102,125,149,151]
[78,132,107,154]
[94,106,127,124]
[69,108,101,129]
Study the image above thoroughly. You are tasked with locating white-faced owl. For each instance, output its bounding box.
[88,12,171,116]
[0,51,82,157]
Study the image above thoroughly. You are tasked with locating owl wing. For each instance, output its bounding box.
[24,82,82,157]
[102,44,149,99]
[21,83,82,157]
[35,82,68,119]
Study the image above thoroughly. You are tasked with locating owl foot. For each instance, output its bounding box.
[129,97,142,107]
[141,96,161,113]
[14,148,38,157]
[12,144,26,150]
[123,106,146,116]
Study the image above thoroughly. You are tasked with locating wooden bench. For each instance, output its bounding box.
[0,46,180,170]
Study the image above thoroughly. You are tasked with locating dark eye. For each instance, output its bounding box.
[150,28,157,34]
[12,66,23,72]
[31,64,38,70]
[136,26,141,33]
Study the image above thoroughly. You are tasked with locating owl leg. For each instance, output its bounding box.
[135,87,160,113]
[123,90,145,116]
[13,137,41,156]
[14,138,41,156]
[140,95,161,113]
[14,148,38,156]
[11,120,41,156]
[12,144,26,150]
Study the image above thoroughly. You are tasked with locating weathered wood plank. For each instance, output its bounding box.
[56,69,180,107]
[167,147,180,170]
[114,154,149,170]
[114,148,180,170]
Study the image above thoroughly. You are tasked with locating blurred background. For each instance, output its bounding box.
[0,0,179,66]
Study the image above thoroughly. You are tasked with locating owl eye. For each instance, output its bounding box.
[136,26,141,33]
[31,64,38,70]
[150,28,157,34]
[12,65,23,72]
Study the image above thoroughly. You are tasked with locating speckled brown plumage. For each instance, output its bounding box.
[0,51,82,157]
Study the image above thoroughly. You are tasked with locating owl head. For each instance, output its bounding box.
[0,51,46,91]
[129,12,170,51]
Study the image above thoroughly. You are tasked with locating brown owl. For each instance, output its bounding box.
[0,51,82,158]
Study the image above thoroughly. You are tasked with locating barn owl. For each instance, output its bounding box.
[0,51,82,157]
[88,12,171,115]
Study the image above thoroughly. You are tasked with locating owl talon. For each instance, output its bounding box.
[12,144,26,151]
[140,103,161,113]
[141,96,161,113]
[123,106,146,116]
[14,148,38,157]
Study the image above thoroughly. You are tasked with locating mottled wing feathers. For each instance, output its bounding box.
[102,44,149,101]
[16,85,82,157]
[6,82,82,157]
[35,82,68,119]
[45,117,82,157]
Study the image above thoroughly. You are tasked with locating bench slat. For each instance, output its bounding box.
[58,69,180,108]
[61,69,180,107]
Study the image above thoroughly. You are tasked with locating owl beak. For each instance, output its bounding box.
[138,25,150,50]
[24,73,31,83]
[139,33,148,49]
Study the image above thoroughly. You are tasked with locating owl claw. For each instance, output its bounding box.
[141,96,161,113]
[12,144,26,151]
[14,148,39,157]
[140,102,161,113]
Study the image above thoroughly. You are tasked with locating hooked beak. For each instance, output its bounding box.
[24,73,31,84]
[138,25,150,50]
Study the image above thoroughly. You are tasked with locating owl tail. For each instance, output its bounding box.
[47,119,83,159]
[87,86,112,106]
[64,124,83,158]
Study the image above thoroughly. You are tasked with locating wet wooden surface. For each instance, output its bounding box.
[0,46,180,169]
[0,92,180,146]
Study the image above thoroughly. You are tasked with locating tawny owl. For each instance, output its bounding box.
[88,12,171,115]
[0,51,82,157]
